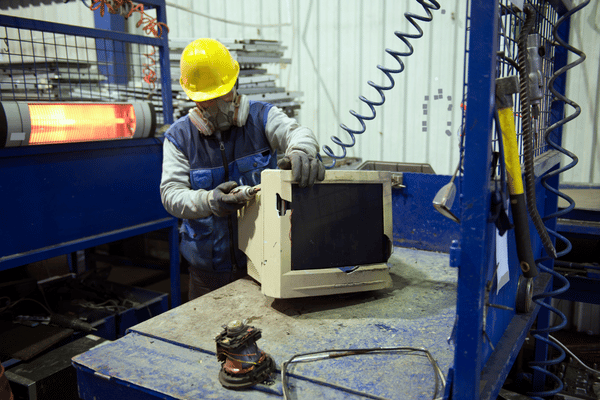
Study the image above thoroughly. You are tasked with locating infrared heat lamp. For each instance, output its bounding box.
[0,101,155,147]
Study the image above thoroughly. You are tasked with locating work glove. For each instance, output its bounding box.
[277,151,326,188]
[208,181,246,217]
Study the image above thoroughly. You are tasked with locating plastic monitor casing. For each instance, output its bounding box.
[238,169,393,298]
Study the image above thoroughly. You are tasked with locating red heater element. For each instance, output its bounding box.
[28,103,136,145]
[0,101,155,148]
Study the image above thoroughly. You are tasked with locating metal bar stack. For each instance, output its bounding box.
[0,19,169,124]
[169,38,303,120]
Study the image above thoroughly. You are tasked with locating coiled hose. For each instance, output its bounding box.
[527,1,589,398]
[322,0,441,168]
[518,5,557,259]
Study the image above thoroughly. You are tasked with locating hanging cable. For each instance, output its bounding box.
[89,0,169,89]
[127,3,169,37]
[548,334,600,376]
[142,46,158,91]
[526,1,590,399]
[518,5,557,259]
[322,0,441,168]
[0,297,52,315]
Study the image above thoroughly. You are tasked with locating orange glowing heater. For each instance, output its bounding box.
[0,102,155,147]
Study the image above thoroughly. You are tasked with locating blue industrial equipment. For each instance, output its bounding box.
[320,1,582,395]
[452,1,586,399]
[0,1,182,306]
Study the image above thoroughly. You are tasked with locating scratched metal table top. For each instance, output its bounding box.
[73,247,457,400]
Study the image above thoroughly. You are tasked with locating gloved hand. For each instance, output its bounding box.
[277,151,326,188]
[208,181,247,217]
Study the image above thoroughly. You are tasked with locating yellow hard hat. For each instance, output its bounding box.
[179,38,240,102]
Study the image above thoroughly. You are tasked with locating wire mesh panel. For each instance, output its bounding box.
[461,1,561,167]
[0,5,171,124]
[497,1,561,158]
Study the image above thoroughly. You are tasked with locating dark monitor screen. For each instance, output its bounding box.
[290,183,386,271]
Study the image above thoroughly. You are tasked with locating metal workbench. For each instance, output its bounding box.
[73,246,457,400]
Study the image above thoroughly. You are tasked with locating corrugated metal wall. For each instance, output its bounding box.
[0,0,597,181]
[0,0,93,25]
[560,2,600,184]
[152,0,467,175]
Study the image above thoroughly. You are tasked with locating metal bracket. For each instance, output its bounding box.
[391,173,405,189]
[515,276,534,314]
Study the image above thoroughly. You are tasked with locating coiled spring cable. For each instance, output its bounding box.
[322,0,440,168]
[88,0,169,90]
[526,1,589,398]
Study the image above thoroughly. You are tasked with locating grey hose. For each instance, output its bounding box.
[518,5,557,259]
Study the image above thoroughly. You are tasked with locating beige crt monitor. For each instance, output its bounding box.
[238,169,393,299]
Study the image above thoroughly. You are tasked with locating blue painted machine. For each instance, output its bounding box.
[0,1,182,307]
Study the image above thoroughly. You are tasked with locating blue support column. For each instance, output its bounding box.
[93,8,128,85]
[154,2,174,124]
[453,1,498,398]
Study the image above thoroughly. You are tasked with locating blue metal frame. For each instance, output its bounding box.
[0,1,180,306]
[392,172,460,252]
[0,0,173,124]
[453,3,498,397]
[93,7,128,85]
[0,138,181,307]
[0,1,173,124]
[451,1,572,399]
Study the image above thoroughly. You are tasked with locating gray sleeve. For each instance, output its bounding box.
[160,139,213,219]
[264,106,320,157]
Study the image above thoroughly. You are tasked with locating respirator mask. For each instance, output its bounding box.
[189,91,249,136]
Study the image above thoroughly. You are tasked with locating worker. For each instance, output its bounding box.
[160,38,325,300]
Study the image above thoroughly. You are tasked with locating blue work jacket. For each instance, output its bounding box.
[165,101,277,273]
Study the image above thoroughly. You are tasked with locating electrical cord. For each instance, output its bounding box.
[548,335,600,377]
[72,298,137,313]
[87,0,169,89]
[539,0,587,244]
[0,297,53,315]
[142,46,158,90]
[525,2,589,399]
[527,263,570,399]
[281,346,445,400]
[518,4,557,260]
